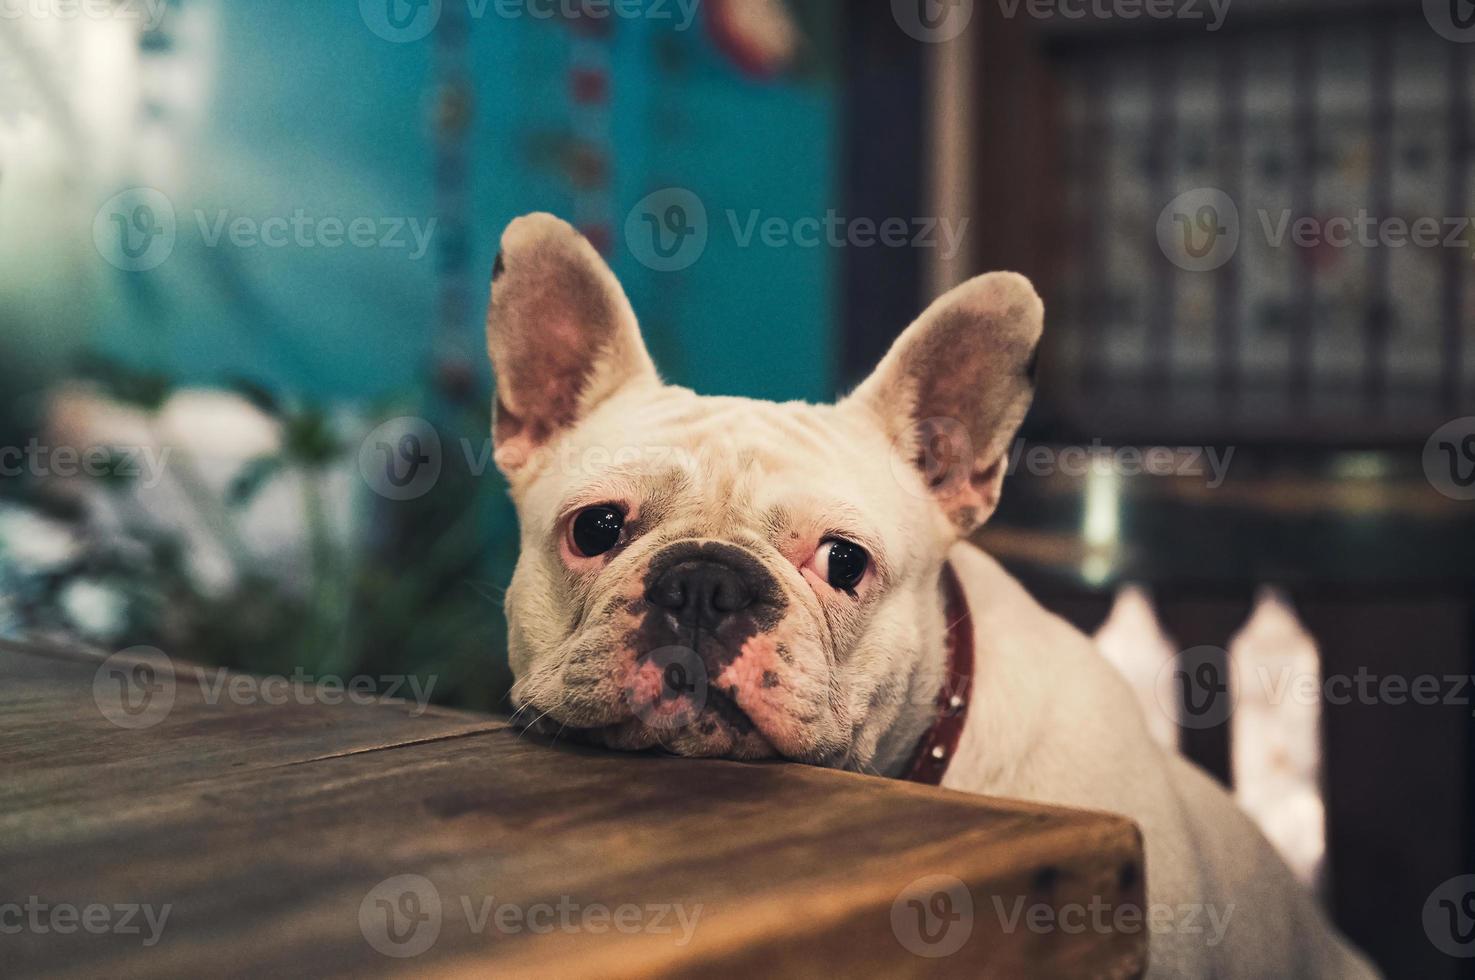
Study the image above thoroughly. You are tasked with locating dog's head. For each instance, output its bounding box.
[491,214,1041,769]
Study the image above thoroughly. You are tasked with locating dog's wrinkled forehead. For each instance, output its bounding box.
[531,387,912,547]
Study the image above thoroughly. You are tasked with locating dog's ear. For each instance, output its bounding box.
[844,272,1042,535]
[487,213,658,476]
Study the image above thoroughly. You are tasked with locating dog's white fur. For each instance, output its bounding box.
[488,213,1380,978]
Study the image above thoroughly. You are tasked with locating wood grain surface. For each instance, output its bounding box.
[0,641,1147,979]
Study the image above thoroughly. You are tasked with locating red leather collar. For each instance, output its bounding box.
[902,562,973,786]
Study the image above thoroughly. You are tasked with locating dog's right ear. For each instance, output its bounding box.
[487,213,658,477]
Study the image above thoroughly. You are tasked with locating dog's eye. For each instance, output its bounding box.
[818,538,868,591]
[570,506,624,557]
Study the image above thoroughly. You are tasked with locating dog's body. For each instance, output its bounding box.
[938,543,1377,977]
[487,213,1380,978]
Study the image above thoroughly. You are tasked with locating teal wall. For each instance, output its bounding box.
[94,1,839,407]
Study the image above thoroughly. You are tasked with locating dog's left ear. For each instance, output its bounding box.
[487,213,658,477]
[844,272,1042,535]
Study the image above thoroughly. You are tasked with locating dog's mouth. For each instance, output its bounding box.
[514,684,779,760]
[704,685,757,733]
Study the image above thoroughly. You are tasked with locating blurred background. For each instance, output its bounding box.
[1,0,1472,975]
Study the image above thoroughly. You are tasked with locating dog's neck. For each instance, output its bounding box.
[851,564,955,778]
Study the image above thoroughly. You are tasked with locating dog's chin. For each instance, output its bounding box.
[518,682,854,764]
[522,697,781,761]
[589,715,779,760]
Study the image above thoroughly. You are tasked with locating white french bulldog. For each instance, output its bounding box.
[489,213,1380,978]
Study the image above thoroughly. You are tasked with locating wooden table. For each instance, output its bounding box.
[0,641,1147,979]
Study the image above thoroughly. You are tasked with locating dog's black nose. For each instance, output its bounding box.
[645,559,754,627]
